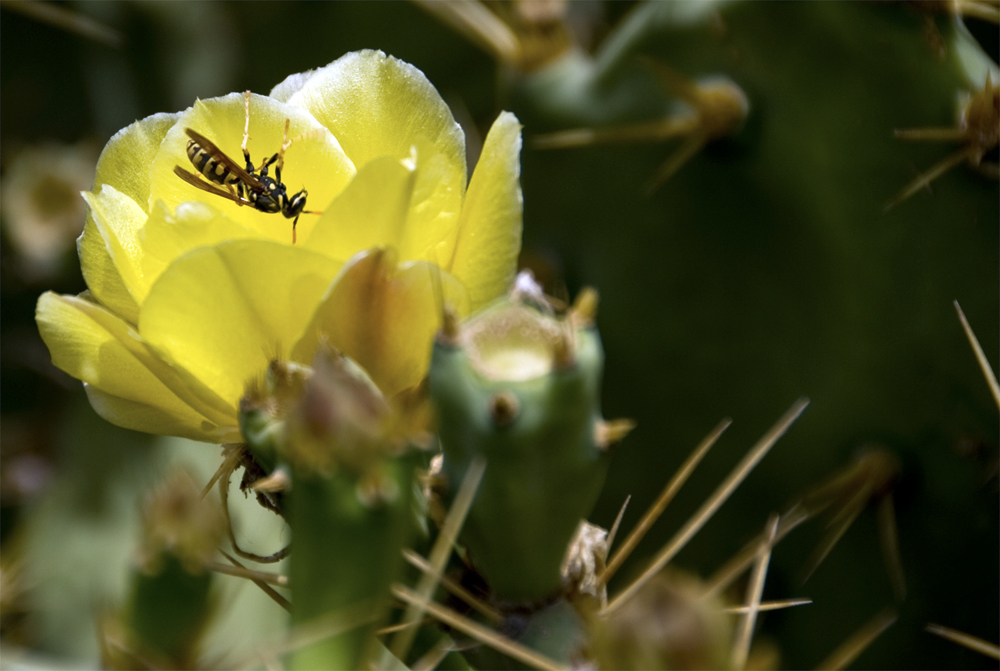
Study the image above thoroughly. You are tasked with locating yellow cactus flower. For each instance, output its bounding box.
[36,50,522,443]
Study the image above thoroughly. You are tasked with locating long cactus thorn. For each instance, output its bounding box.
[731,513,779,671]
[724,598,813,614]
[925,623,1000,660]
[488,390,521,426]
[877,493,906,602]
[391,584,570,671]
[954,299,1000,409]
[797,447,902,591]
[606,495,631,552]
[402,549,502,624]
[602,417,730,585]
[703,504,810,599]
[207,559,288,587]
[593,418,635,450]
[815,607,898,671]
[390,456,488,661]
[604,398,808,615]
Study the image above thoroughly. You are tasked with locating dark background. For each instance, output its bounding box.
[2,2,997,669]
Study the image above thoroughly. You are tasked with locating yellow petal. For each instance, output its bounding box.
[285,50,466,174]
[79,113,181,325]
[78,218,140,324]
[398,137,464,266]
[292,248,469,397]
[94,112,180,207]
[303,155,416,259]
[148,92,355,244]
[82,185,151,304]
[448,112,523,312]
[138,200,263,287]
[139,240,342,409]
[84,384,234,443]
[36,292,236,441]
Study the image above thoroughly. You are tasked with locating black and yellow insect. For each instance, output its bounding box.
[173,92,319,243]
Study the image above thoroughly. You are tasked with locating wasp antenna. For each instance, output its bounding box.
[242,90,252,156]
[278,118,292,171]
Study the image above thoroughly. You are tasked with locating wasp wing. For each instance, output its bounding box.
[173,166,251,206]
[184,128,266,192]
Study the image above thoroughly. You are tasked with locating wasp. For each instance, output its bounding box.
[173,91,320,243]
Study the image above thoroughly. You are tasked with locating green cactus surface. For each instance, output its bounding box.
[430,298,613,602]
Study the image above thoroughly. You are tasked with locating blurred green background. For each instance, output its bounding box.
[1,2,996,669]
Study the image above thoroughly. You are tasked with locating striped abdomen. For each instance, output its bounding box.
[186,139,240,187]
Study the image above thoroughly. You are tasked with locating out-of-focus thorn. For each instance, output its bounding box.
[885,75,998,210]
[815,608,897,670]
[1,0,121,47]
[926,623,1000,660]
[954,300,1000,410]
[594,418,636,450]
[412,0,519,64]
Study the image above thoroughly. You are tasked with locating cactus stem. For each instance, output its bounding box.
[593,418,636,450]
[392,583,570,671]
[925,623,1000,660]
[604,398,808,615]
[815,607,898,671]
[402,549,503,623]
[954,300,1000,410]
[730,514,779,671]
[724,598,813,614]
[602,417,730,585]
[390,456,487,660]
